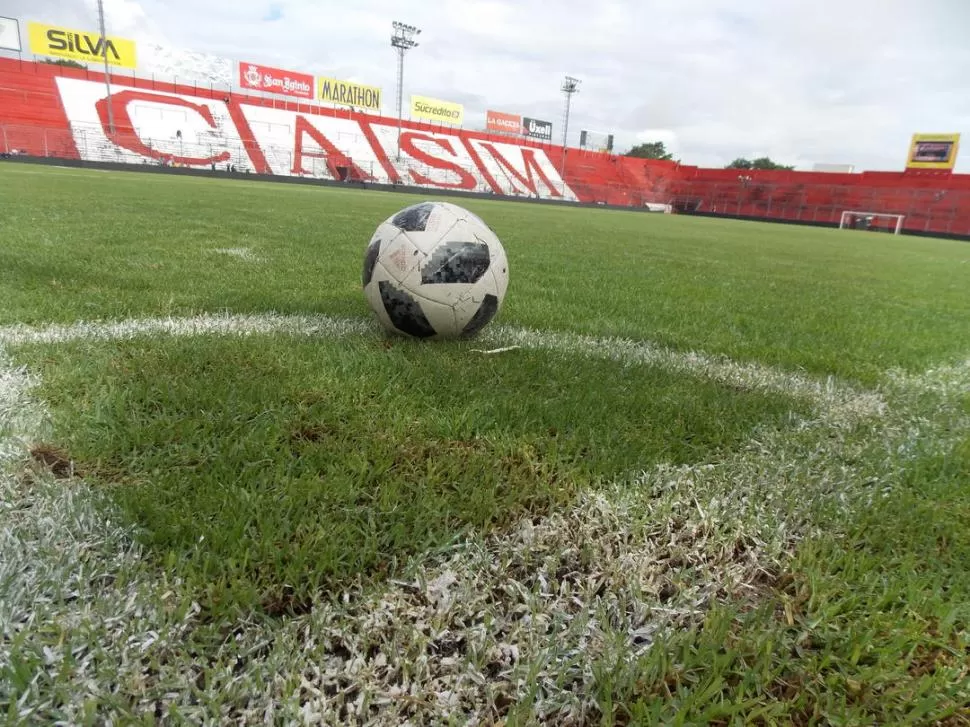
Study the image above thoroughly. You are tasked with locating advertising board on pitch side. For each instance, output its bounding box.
[411,94,464,126]
[27,21,136,68]
[0,16,21,52]
[239,61,314,99]
[319,76,381,111]
[580,129,614,152]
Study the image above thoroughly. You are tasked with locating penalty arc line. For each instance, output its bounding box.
[1,323,968,723]
[0,311,886,425]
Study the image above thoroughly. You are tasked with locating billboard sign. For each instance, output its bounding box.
[905,133,960,170]
[239,61,314,99]
[486,110,521,134]
[579,129,614,152]
[410,94,464,126]
[319,76,381,111]
[522,116,553,141]
[812,163,856,173]
[27,21,136,68]
[0,16,21,52]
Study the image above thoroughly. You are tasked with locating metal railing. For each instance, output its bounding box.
[3,119,968,234]
[668,180,970,235]
[0,120,581,200]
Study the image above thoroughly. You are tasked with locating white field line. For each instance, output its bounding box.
[198,357,970,725]
[0,347,151,631]
[51,166,110,173]
[0,343,964,724]
[884,356,970,400]
[0,312,885,424]
[484,323,886,426]
[207,247,263,262]
[0,312,372,347]
[1,309,963,723]
[0,344,200,724]
[0,351,45,463]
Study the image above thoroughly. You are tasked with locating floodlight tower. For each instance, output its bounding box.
[559,75,580,196]
[391,21,421,161]
[97,0,115,134]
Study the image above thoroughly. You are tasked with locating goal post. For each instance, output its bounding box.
[839,210,905,234]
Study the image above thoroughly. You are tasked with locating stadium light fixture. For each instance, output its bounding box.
[97,0,115,135]
[391,21,421,161]
[559,75,580,196]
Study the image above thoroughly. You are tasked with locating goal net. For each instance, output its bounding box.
[839,211,905,234]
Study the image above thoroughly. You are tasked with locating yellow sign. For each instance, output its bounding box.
[28,21,136,68]
[410,94,464,126]
[905,133,960,170]
[318,76,382,111]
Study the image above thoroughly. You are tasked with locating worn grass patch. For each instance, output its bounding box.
[12,331,804,618]
[601,435,970,726]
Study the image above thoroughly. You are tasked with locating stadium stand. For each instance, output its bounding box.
[0,60,78,159]
[2,57,969,236]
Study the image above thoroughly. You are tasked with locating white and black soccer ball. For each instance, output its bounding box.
[362,201,509,339]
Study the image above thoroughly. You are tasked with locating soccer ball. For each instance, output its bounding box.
[362,201,509,339]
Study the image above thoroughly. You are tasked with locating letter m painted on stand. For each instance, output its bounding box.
[474,142,563,198]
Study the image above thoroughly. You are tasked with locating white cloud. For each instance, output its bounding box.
[5,0,970,172]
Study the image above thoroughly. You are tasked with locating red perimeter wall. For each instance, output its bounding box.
[2,57,968,236]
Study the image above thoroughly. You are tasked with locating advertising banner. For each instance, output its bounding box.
[28,21,136,68]
[0,16,21,52]
[319,76,381,111]
[522,116,553,141]
[411,94,464,126]
[486,110,521,134]
[905,133,960,170]
[239,61,314,99]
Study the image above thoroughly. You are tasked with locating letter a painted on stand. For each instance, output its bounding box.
[291,116,373,181]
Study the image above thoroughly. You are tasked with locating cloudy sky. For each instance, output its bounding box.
[6,0,970,172]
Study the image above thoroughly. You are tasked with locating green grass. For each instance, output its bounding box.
[1,163,969,724]
[1,164,969,384]
[15,332,803,617]
[600,437,970,726]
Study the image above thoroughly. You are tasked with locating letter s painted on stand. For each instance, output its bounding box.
[400,133,477,190]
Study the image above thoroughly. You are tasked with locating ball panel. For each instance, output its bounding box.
[461,294,500,337]
[418,296,459,338]
[420,241,491,285]
[378,279,437,339]
[488,251,509,302]
[433,201,493,231]
[416,282,472,308]
[363,260,399,332]
[391,202,435,232]
[403,216,463,257]
[376,231,423,283]
[362,236,381,287]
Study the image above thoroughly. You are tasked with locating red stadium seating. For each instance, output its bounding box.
[0,59,78,158]
[2,58,969,236]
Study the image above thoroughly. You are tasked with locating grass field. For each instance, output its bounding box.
[1,163,968,725]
